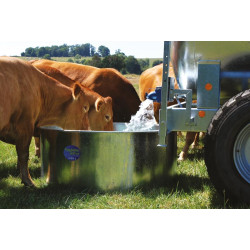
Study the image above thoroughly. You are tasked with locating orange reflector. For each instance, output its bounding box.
[205,83,213,91]
[199,111,206,118]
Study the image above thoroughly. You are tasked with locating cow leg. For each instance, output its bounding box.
[191,132,200,149]
[191,132,206,149]
[34,137,40,158]
[178,132,196,161]
[16,136,35,187]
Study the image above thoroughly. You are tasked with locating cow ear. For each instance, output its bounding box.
[95,98,104,112]
[72,83,81,100]
[105,96,112,104]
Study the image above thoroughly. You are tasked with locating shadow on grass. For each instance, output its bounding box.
[139,174,250,209]
[183,150,204,161]
[136,174,226,208]
[0,163,19,179]
[1,173,248,209]
[0,181,93,209]
[0,156,249,209]
[0,159,41,181]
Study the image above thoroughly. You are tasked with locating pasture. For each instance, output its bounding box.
[0,70,249,209]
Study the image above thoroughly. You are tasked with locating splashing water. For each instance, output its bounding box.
[124,99,158,131]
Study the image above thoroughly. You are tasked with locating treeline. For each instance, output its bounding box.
[21,43,162,74]
[68,54,162,74]
[21,43,96,57]
[80,54,149,74]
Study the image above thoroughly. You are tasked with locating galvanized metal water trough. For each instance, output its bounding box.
[40,123,176,191]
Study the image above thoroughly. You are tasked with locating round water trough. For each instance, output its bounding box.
[40,123,177,191]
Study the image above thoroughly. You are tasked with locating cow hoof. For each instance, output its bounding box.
[21,179,36,187]
[177,152,186,161]
[177,157,184,161]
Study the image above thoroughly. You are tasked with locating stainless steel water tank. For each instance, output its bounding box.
[40,123,176,191]
[171,41,250,103]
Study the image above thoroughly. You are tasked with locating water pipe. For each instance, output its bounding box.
[146,87,162,103]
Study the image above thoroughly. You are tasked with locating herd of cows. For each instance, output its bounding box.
[0,57,201,187]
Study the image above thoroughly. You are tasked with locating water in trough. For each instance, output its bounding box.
[124,99,157,131]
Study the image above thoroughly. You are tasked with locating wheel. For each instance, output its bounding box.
[205,89,250,203]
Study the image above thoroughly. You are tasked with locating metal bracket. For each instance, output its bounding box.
[158,58,222,144]
[169,89,194,125]
[158,41,171,147]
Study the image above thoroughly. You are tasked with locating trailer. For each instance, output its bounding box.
[153,41,250,203]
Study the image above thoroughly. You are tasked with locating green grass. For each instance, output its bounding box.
[1,137,249,209]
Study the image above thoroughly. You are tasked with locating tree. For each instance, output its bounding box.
[50,45,59,57]
[90,45,96,56]
[98,45,110,57]
[152,59,163,67]
[20,43,98,58]
[69,43,95,57]
[43,54,51,60]
[115,49,125,56]
[102,54,126,71]
[58,44,69,57]
[75,54,81,59]
[37,47,46,57]
[85,55,102,68]
[80,43,92,57]
[138,58,150,71]
[24,47,37,57]
[125,56,141,74]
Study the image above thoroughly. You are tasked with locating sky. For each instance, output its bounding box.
[1,1,168,58]
[1,0,247,59]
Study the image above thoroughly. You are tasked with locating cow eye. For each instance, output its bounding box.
[105,115,110,121]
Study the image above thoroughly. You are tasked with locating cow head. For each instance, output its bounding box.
[63,83,90,130]
[88,96,114,131]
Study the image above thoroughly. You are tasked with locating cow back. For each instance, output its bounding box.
[31,60,141,122]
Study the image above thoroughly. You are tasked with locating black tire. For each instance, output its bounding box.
[205,89,250,203]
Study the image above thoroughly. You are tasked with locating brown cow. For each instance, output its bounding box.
[30,59,141,122]
[0,57,92,186]
[30,64,114,157]
[28,64,114,157]
[29,63,114,131]
[139,63,201,161]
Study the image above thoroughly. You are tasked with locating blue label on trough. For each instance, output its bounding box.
[64,145,81,161]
